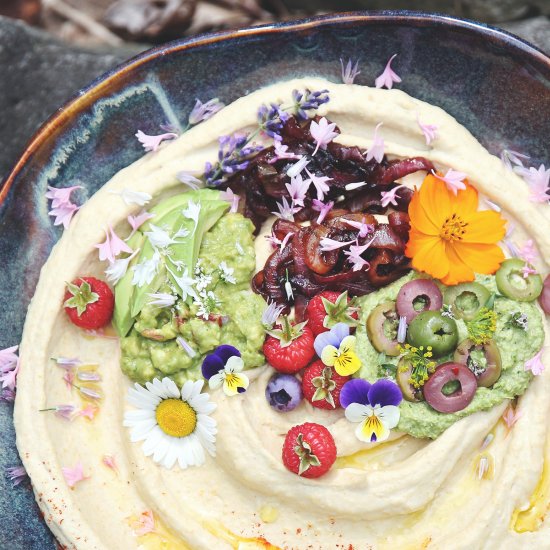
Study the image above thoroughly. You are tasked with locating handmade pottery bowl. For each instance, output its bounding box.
[1,11,549,549]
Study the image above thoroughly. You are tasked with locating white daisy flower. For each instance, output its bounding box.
[123,378,217,469]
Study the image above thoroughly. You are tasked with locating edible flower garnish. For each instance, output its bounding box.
[305,169,332,201]
[105,248,140,284]
[397,316,408,343]
[6,465,27,487]
[188,98,224,125]
[130,510,156,537]
[380,184,406,208]
[269,140,301,163]
[466,307,497,345]
[0,345,19,392]
[500,149,529,172]
[502,405,523,431]
[416,115,438,145]
[273,197,299,222]
[432,169,467,195]
[366,122,384,163]
[257,103,290,140]
[310,117,339,155]
[406,173,506,285]
[202,345,249,396]
[285,174,310,207]
[525,349,545,376]
[95,225,133,263]
[45,185,82,208]
[110,188,152,206]
[135,130,178,152]
[78,404,99,420]
[312,199,334,224]
[148,292,177,308]
[127,210,154,239]
[516,164,550,203]
[286,156,310,178]
[341,378,402,442]
[519,239,538,278]
[342,218,374,238]
[261,301,285,330]
[39,404,76,420]
[102,454,117,472]
[46,185,82,229]
[220,187,240,213]
[319,237,356,252]
[62,461,88,488]
[374,54,401,89]
[292,89,330,121]
[177,171,203,190]
[397,343,435,389]
[314,323,361,376]
[124,378,217,469]
[474,452,494,481]
[343,240,372,272]
[340,58,360,84]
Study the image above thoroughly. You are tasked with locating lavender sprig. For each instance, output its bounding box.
[292,89,330,121]
[257,103,291,140]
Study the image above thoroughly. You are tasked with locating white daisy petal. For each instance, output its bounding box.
[162,377,181,398]
[180,380,194,401]
[124,409,156,422]
[141,426,165,456]
[128,419,158,442]
[152,436,170,463]
[161,443,179,469]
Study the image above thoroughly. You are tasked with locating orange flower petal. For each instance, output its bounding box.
[462,211,507,244]
[419,174,452,228]
[440,244,475,285]
[450,241,505,276]
[408,192,439,236]
[453,181,479,214]
[408,232,450,280]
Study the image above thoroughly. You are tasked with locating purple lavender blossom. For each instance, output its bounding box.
[257,103,290,140]
[188,98,225,126]
[6,465,27,487]
[292,89,330,121]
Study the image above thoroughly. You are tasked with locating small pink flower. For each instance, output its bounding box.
[374,54,402,89]
[519,239,538,265]
[54,357,82,370]
[380,184,406,208]
[341,217,374,238]
[53,404,77,420]
[6,465,27,487]
[269,140,301,164]
[63,371,75,391]
[78,404,99,420]
[286,156,310,178]
[312,199,334,224]
[340,58,360,85]
[265,233,282,248]
[366,123,385,164]
[0,359,19,392]
[62,461,88,488]
[0,346,18,370]
[132,510,155,536]
[344,239,373,271]
[279,232,293,252]
[188,98,224,125]
[108,225,133,257]
[500,149,529,171]
[45,185,82,208]
[285,174,310,207]
[522,264,537,278]
[102,455,117,472]
[524,349,545,376]
[432,169,467,195]
[95,225,132,263]
[272,197,300,221]
[49,202,80,229]
[1,389,15,402]
[518,164,550,203]
[176,171,203,190]
[502,406,523,430]
[220,187,241,213]
[135,130,177,152]
[319,237,356,252]
[305,169,332,201]
[127,211,154,239]
[309,117,339,155]
[416,115,438,146]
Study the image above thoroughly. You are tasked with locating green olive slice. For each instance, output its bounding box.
[443,282,491,321]
[366,301,400,356]
[453,338,502,387]
[407,311,459,358]
[496,258,543,302]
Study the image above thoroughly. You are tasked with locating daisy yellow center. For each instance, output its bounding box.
[155,399,196,438]
[440,213,468,242]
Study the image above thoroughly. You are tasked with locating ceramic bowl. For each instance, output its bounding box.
[1,11,549,549]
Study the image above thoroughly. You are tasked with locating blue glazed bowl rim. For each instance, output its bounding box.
[2,10,549,202]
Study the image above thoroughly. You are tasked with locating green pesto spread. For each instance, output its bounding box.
[120,212,266,385]
[355,272,544,439]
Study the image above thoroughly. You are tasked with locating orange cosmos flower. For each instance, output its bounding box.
[405,173,506,285]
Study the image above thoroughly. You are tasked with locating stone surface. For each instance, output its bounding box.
[502,15,550,52]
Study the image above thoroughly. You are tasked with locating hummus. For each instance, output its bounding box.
[14,79,550,549]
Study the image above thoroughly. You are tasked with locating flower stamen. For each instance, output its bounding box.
[155,399,197,438]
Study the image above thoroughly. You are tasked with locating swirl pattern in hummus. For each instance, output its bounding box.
[15,79,550,549]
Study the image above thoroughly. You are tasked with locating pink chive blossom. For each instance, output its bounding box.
[343,240,372,271]
[0,346,18,370]
[62,462,88,488]
[127,211,154,239]
[102,455,117,472]
[519,239,538,265]
[342,218,374,238]
[380,184,407,208]
[63,371,75,391]
[39,404,76,420]
[132,510,156,536]
[524,349,545,376]
[177,171,203,190]
[375,54,402,89]
[279,232,293,252]
[220,188,240,213]
[95,225,133,263]
[265,233,282,248]
[500,149,530,171]
[268,140,301,164]
[366,123,385,164]
[261,302,285,330]
[319,237,356,253]
[135,130,177,152]
[45,185,82,208]
[517,164,550,203]
[1,389,15,402]
[0,346,20,392]
[432,169,467,195]
[340,58,360,84]
[312,199,334,224]
[78,404,99,420]
[285,174,311,207]
[345,181,367,191]
[522,265,537,278]
[286,156,310,178]
[272,197,300,221]
[188,98,224,126]
[502,406,523,430]
[309,117,339,155]
[53,357,82,369]
[49,202,80,229]
[305,169,332,201]
[6,465,27,487]
[416,115,438,146]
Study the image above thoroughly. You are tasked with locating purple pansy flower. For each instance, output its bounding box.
[202,345,249,396]
[341,378,402,443]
